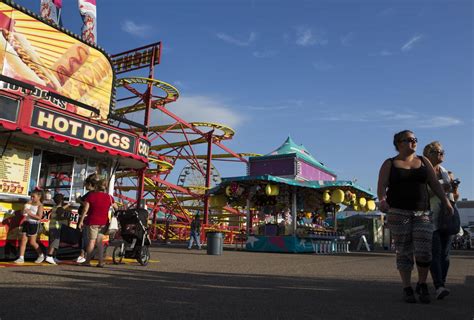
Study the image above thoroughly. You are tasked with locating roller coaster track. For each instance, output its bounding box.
[114,77,179,114]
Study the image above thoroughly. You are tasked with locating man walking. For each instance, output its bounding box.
[188,214,202,250]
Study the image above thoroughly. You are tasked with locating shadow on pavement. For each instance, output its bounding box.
[1,266,472,320]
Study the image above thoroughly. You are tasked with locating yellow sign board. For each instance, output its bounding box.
[0,2,114,120]
[0,142,33,197]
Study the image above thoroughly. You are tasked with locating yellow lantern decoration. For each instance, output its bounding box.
[367,200,376,211]
[265,184,279,196]
[272,185,279,196]
[323,191,331,203]
[331,189,344,204]
[225,186,232,196]
[359,197,367,207]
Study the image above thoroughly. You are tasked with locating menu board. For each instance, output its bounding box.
[0,142,33,197]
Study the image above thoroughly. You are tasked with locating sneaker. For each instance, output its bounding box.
[13,257,24,264]
[34,254,45,264]
[435,286,450,300]
[76,256,86,264]
[45,256,57,265]
[417,283,431,304]
[403,287,417,303]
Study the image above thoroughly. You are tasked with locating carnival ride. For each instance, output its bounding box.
[110,43,257,243]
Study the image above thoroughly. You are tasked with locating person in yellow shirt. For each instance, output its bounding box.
[45,193,70,265]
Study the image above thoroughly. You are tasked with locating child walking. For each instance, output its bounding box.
[45,193,70,265]
[14,190,45,264]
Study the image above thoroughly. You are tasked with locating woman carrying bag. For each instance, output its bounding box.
[423,141,460,300]
[377,130,453,304]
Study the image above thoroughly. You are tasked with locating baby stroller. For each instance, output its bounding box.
[112,209,151,266]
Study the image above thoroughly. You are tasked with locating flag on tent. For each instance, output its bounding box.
[78,0,97,44]
[40,0,62,25]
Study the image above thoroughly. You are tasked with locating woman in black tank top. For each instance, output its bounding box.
[377,130,453,304]
[386,155,430,211]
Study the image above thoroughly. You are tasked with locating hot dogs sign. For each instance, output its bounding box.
[0,1,113,121]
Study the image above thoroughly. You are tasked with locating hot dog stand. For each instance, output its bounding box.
[0,0,149,259]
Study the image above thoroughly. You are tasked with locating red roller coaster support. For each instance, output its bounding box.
[203,130,214,225]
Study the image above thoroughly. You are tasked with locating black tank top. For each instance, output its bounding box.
[386,156,430,211]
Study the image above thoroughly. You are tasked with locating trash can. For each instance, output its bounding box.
[206,232,223,255]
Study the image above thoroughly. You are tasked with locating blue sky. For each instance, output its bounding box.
[16,0,474,199]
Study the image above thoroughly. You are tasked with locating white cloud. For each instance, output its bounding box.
[416,116,462,128]
[369,50,394,57]
[340,32,354,46]
[312,61,334,71]
[295,26,327,47]
[317,109,463,129]
[121,20,152,38]
[245,99,304,111]
[401,34,423,52]
[252,50,277,58]
[215,32,257,47]
[167,96,245,128]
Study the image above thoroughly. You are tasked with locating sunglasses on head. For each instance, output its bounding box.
[400,137,418,143]
[431,150,445,156]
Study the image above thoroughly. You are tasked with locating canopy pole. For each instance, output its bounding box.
[246,198,251,236]
[291,186,297,235]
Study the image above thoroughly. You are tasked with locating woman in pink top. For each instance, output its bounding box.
[78,179,117,267]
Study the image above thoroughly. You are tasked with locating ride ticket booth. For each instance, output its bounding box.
[0,1,150,259]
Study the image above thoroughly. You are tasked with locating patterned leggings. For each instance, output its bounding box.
[387,208,433,271]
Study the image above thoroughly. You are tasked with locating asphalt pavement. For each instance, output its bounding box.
[0,245,472,320]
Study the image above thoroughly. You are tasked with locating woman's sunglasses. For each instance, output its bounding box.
[400,137,418,143]
[431,150,445,156]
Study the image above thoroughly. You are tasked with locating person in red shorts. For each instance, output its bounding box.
[78,179,117,267]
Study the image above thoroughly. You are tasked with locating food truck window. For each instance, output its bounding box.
[71,158,87,202]
[28,149,43,194]
[87,159,109,180]
[70,158,110,201]
[0,95,20,122]
[38,151,74,200]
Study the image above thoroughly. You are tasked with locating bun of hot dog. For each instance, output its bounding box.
[52,43,90,86]
[0,33,46,85]
[7,31,61,89]
[59,58,111,100]
[0,29,60,89]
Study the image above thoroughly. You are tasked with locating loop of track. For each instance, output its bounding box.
[114,77,179,114]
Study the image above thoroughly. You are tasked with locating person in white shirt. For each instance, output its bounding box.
[14,190,45,264]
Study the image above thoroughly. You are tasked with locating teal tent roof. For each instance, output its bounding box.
[211,174,376,199]
[251,136,335,175]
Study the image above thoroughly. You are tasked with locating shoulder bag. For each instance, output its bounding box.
[438,203,461,235]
